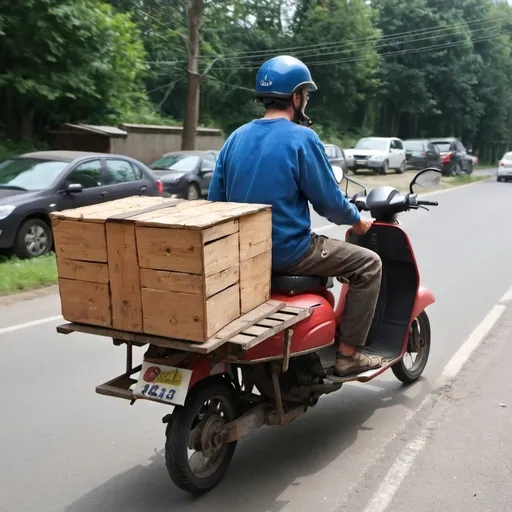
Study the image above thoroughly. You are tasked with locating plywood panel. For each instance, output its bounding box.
[52,219,107,262]
[203,233,239,277]
[239,210,272,261]
[58,278,111,327]
[140,269,203,295]
[136,226,203,273]
[204,266,239,298]
[206,284,240,339]
[142,288,205,341]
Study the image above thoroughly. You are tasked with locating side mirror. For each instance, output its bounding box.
[409,168,442,193]
[65,183,83,194]
[331,165,344,184]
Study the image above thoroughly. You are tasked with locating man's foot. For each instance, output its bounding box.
[334,350,383,377]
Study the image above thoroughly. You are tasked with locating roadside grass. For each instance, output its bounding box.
[0,254,57,295]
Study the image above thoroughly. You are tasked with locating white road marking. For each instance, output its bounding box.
[0,315,63,336]
[499,284,512,303]
[439,304,505,382]
[362,429,429,512]
[361,301,507,512]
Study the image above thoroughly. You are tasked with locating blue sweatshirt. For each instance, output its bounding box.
[207,118,360,270]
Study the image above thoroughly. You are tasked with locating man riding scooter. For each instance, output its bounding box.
[207,55,382,377]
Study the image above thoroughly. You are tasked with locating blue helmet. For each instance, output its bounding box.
[255,55,317,98]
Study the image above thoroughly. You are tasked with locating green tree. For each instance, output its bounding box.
[0,0,148,140]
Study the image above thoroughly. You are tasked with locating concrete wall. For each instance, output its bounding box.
[112,124,224,164]
[50,123,225,165]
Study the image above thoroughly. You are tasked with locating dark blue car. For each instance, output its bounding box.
[0,150,162,258]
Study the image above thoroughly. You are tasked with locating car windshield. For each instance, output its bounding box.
[404,141,425,151]
[432,142,452,152]
[504,152,512,161]
[150,154,200,171]
[354,138,388,150]
[0,158,68,191]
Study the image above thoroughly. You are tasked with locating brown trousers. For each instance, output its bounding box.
[280,233,382,347]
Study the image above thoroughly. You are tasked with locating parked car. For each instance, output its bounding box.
[323,143,354,173]
[0,150,162,259]
[497,151,512,182]
[149,150,219,200]
[429,138,473,176]
[403,139,442,171]
[344,137,407,175]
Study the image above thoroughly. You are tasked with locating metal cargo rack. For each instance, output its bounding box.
[56,300,312,402]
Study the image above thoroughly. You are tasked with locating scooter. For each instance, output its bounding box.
[61,167,442,495]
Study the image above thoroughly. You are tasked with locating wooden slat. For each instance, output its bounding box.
[52,219,107,262]
[255,318,282,328]
[243,325,269,336]
[205,266,239,298]
[131,200,208,224]
[203,233,239,277]
[56,258,109,284]
[140,269,203,295]
[269,312,297,321]
[205,284,240,339]
[106,221,143,332]
[229,307,312,351]
[107,199,183,220]
[239,210,272,261]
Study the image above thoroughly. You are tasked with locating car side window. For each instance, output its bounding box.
[389,140,396,150]
[65,159,103,189]
[105,159,139,185]
[428,143,439,155]
[394,140,404,150]
[201,153,216,171]
[457,141,467,153]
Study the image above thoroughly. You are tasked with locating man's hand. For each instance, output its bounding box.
[352,218,373,236]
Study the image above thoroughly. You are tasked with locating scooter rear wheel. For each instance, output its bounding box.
[392,311,431,384]
[165,378,238,494]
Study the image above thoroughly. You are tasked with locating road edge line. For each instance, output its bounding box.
[0,315,63,336]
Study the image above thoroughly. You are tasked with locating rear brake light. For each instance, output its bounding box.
[441,153,452,163]
[500,161,505,166]
[156,179,163,195]
[421,152,426,157]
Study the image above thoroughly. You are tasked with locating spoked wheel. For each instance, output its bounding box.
[165,379,238,494]
[392,311,431,384]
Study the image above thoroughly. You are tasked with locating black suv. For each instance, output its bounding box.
[429,138,474,176]
[0,150,162,258]
[149,150,219,200]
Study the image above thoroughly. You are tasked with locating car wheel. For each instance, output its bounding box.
[378,161,388,175]
[14,218,53,259]
[466,162,473,174]
[186,183,200,200]
[450,162,462,176]
[396,160,406,174]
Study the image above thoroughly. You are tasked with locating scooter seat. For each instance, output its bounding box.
[271,274,334,295]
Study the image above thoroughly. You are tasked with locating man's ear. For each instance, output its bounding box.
[292,92,301,109]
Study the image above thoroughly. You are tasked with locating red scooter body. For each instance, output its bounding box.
[235,221,434,369]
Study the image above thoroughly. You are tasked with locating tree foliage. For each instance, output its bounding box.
[2,0,512,162]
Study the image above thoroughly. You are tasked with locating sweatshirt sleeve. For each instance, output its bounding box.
[207,149,226,202]
[298,134,360,226]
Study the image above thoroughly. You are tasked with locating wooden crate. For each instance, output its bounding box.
[51,197,272,343]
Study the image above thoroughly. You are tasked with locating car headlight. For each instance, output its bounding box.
[370,155,385,161]
[0,205,16,220]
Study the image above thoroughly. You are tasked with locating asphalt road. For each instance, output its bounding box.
[1,175,511,512]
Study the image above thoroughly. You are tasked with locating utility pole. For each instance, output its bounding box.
[181,0,204,150]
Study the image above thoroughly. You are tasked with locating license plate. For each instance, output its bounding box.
[356,159,366,165]
[133,361,193,406]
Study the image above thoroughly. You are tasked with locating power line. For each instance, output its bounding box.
[208,20,510,70]
[193,13,512,63]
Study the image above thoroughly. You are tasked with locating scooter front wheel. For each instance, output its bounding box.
[392,311,431,384]
[165,378,238,494]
